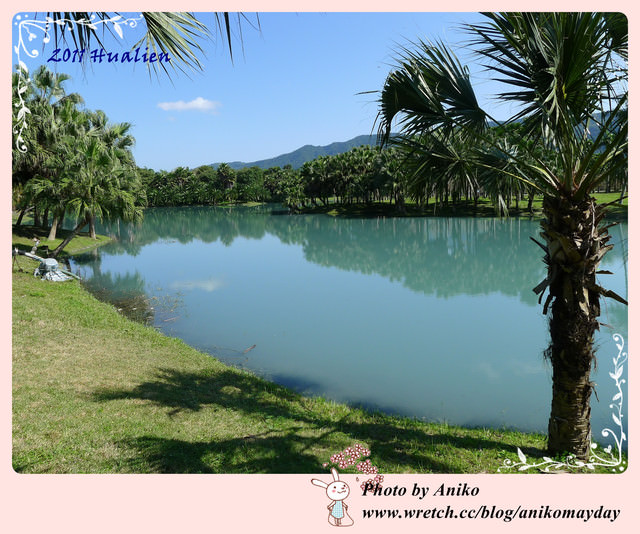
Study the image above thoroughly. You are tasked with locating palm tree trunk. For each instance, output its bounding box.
[15,207,30,226]
[541,195,610,459]
[89,215,97,239]
[618,181,627,204]
[47,208,63,241]
[527,190,535,213]
[51,216,89,258]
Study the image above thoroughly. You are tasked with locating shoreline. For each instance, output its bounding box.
[11,227,625,474]
[144,194,628,221]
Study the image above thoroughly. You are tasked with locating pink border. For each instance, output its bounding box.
[3,2,636,533]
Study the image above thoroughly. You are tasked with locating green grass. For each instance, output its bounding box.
[12,223,112,258]
[592,192,629,218]
[300,193,627,220]
[12,230,626,474]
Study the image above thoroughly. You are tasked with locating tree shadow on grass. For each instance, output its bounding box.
[92,367,546,473]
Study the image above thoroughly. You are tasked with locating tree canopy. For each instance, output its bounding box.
[12,65,146,257]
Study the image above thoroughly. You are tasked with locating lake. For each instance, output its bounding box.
[71,205,628,443]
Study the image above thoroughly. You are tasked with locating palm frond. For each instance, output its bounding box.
[376,39,487,145]
[468,13,622,144]
[41,12,260,78]
[136,12,210,77]
[603,12,628,61]
[46,12,113,54]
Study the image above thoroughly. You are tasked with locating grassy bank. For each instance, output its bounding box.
[12,234,623,474]
[12,223,112,258]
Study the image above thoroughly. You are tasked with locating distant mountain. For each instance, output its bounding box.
[210,114,622,172]
[212,134,380,170]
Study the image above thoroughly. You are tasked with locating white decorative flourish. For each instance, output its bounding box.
[12,13,144,152]
[499,333,627,473]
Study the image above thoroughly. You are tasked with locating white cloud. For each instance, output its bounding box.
[157,97,221,113]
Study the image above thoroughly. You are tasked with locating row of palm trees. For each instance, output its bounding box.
[300,146,408,208]
[12,65,145,257]
[140,139,575,214]
[140,163,271,206]
[139,147,410,210]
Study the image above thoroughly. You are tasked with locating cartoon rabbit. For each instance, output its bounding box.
[311,468,354,527]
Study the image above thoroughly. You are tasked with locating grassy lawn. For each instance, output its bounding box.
[12,223,112,258]
[300,193,627,220]
[11,264,546,474]
[12,225,626,474]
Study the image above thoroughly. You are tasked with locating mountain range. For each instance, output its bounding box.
[211,134,380,170]
[211,113,617,171]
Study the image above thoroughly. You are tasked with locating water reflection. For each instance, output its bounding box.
[75,206,628,440]
[95,207,554,302]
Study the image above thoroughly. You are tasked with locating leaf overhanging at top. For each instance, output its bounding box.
[40,12,261,78]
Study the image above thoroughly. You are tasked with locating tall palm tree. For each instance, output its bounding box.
[41,100,89,240]
[376,12,627,459]
[50,110,144,257]
[82,112,139,238]
[12,65,84,229]
[216,163,237,200]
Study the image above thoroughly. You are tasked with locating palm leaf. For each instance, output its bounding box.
[468,14,615,132]
[41,12,260,77]
[46,12,113,54]
[134,12,210,77]
[376,39,487,145]
[573,95,628,199]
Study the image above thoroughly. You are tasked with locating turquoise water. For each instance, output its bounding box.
[72,205,628,441]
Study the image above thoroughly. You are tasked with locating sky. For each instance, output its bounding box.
[13,12,511,171]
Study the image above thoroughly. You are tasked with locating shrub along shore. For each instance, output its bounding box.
[297,192,628,219]
[11,222,623,474]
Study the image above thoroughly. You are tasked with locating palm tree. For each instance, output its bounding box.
[215,163,237,202]
[42,100,90,240]
[376,12,627,459]
[49,110,144,257]
[394,131,480,213]
[83,111,139,238]
[12,65,84,230]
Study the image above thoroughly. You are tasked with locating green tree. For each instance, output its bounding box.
[12,65,84,229]
[50,110,144,257]
[236,166,267,202]
[301,157,331,206]
[263,165,304,209]
[376,12,627,459]
[215,163,237,201]
[378,147,411,210]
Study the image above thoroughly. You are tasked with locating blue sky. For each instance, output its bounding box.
[13,12,508,171]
